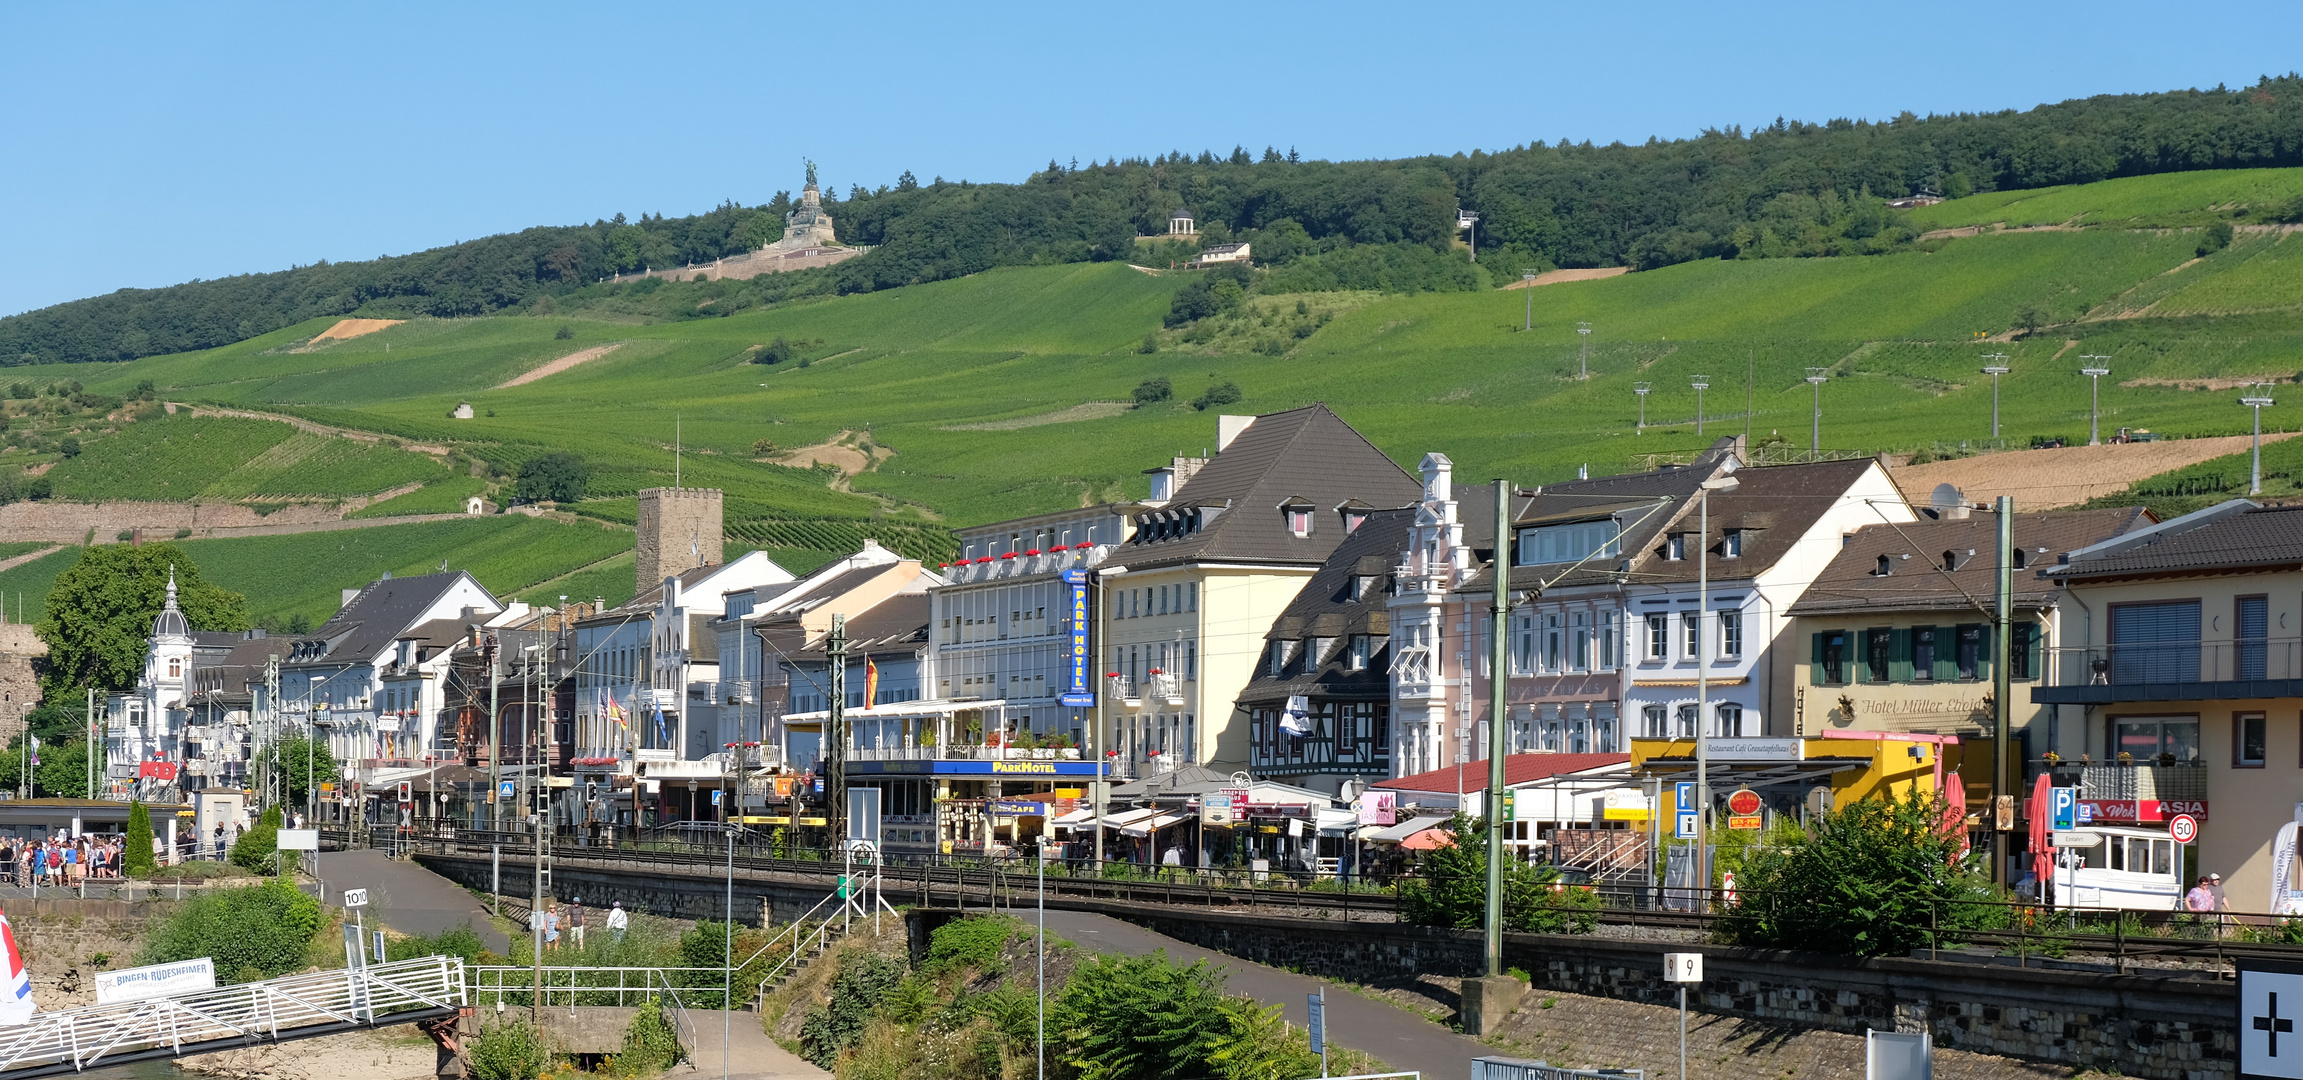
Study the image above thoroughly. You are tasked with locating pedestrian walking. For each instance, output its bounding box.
[545,904,561,952]
[566,897,586,951]
[606,901,628,944]
[213,824,226,861]
[2185,875,2216,914]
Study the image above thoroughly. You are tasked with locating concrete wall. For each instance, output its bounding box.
[416,851,854,925]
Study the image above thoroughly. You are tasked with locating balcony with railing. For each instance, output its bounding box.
[2035,639,2303,704]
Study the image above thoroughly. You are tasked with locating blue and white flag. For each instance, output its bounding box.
[1279,695,1312,737]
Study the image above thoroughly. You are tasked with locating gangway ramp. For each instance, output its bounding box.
[0,956,466,1078]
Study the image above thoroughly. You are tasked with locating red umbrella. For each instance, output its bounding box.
[1939,773,1969,862]
[2029,772,2054,887]
[1400,828,1451,851]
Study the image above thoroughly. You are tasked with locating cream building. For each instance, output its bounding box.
[1098,406,1421,774]
[2031,500,2303,912]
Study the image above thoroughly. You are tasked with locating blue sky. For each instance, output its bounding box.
[4,0,2300,317]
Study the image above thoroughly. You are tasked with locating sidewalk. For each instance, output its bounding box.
[314,848,509,954]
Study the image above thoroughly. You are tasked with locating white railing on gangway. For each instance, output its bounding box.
[0,955,466,1077]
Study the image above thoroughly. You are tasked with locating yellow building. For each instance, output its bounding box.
[1628,734,1948,824]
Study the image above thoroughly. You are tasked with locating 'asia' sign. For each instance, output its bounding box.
[1060,569,1094,707]
[2079,799,2209,824]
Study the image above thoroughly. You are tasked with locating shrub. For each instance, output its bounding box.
[554,324,574,340]
[470,1020,554,1080]
[619,997,683,1071]
[1712,789,2005,957]
[1190,381,1242,411]
[754,336,794,365]
[2197,220,2236,257]
[925,915,1016,974]
[1052,951,1315,1080]
[229,805,283,873]
[1131,377,1172,406]
[751,438,777,457]
[385,922,494,965]
[124,801,156,877]
[1137,333,1158,355]
[59,436,79,459]
[799,951,905,1067]
[1396,814,1600,934]
[22,477,46,501]
[138,877,322,983]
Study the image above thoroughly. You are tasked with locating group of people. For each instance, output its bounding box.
[4,835,126,886]
[527,897,630,950]
[2184,871,2230,914]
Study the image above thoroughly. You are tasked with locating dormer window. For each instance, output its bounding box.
[1353,575,1378,601]
[1875,555,1892,576]
[1942,551,1959,571]
[1722,529,1744,558]
[1345,512,1366,533]
[2014,548,2029,569]
[1287,509,1313,537]
[1666,534,1686,561]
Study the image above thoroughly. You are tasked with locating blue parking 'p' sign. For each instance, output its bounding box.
[2050,787,2076,831]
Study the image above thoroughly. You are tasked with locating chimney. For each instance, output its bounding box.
[1217,414,1256,452]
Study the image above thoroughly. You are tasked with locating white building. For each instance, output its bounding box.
[570,550,794,768]
[929,505,1138,746]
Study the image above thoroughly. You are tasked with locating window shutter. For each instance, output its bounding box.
[2024,622,2043,681]
[1889,629,1912,682]
[1810,632,1826,686]
[1975,622,1994,678]
[1935,626,1958,682]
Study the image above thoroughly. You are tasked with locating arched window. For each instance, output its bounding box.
[2013,548,2029,569]
[167,657,182,679]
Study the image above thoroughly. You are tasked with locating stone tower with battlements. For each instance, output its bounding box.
[636,487,723,595]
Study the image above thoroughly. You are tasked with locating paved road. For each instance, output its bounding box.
[314,849,509,954]
[1042,910,1490,1078]
[679,1010,829,1080]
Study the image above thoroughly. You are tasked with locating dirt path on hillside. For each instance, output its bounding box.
[1500,267,1629,289]
[0,545,64,573]
[941,401,1133,430]
[172,404,451,456]
[494,342,627,388]
[771,429,892,492]
[1893,433,2303,509]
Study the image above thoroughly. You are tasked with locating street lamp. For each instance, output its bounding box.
[1577,322,1592,380]
[1633,382,1652,433]
[1981,355,2010,440]
[1520,273,1538,330]
[1690,375,1710,438]
[2244,385,2276,495]
[1459,209,1479,262]
[2079,356,2112,445]
[1805,368,1829,454]
[1694,473,1740,914]
[1092,564,1129,869]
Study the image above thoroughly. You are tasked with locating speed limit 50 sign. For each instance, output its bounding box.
[2169,813,2200,845]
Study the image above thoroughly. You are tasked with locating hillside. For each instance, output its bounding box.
[0,167,2290,585]
[7,77,2303,366]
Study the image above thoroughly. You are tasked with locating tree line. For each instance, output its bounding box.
[7,75,2303,365]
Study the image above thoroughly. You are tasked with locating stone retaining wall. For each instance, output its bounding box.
[0,501,465,543]
[1119,904,2233,1079]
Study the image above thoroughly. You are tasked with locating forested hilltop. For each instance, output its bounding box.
[8,75,2303,366]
